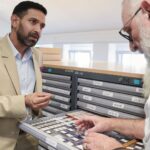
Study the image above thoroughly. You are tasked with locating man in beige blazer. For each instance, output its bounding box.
[0,1,52,150]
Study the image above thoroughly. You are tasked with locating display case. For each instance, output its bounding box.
[20,61,145,150]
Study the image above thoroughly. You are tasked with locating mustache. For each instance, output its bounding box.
[29,32,40,39]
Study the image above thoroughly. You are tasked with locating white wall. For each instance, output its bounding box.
[93,43,109,61]
[37,29,126,62]
[38,29,125,44]
[0,17,10,37]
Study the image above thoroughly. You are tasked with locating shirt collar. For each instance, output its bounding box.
[7,34,33,61]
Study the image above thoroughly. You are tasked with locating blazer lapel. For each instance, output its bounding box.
[32,49,42,92]
[0,36,20,94]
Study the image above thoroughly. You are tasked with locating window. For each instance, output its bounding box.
[63,44,93,66]
[108,43,146,72]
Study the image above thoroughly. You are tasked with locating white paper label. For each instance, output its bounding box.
[87,104,96,111]
[45,138,57,148]
[136,88,143,93]
[113,102,124,109]
[82,87,91,92]
[135,88,140,92]
[132,96,145,104]
[83,95,92,101]
[102,91,113,97]
[108,110,119,117]
[93,81,103,86]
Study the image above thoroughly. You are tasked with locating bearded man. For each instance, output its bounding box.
[76,0,150,150]
[0,1,52,150]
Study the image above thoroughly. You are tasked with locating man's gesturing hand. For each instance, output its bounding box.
[25,92,52,109]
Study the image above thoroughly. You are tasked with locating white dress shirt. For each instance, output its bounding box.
[7,35,35,120]
[7,35,35,95]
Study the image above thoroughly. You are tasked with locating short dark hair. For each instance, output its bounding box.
[12,1,47,18]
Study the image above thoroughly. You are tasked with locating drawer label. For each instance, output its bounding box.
[132,97,145,104]
[102,91,113,97]
[83,95,92,101]
[82,87,91,92]
[93,81,103,86]
[108,110,119,117]
[113,102,124,109]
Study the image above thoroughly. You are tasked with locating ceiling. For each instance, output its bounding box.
[0,0,122,36]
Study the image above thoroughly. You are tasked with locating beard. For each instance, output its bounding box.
[16,23,39,47]
[139,26,150,99]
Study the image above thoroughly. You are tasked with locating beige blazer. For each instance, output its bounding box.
[0,35,42,150]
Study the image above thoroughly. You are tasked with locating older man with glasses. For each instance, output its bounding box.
[76,0,150,150]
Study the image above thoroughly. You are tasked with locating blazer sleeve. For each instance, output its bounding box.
[0,95,27,120]
[31,48,43,118]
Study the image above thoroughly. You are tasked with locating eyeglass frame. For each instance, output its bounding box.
[119,7,141,42]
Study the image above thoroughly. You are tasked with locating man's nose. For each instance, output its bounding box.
[34,25,42,33]
[129,41,139,52]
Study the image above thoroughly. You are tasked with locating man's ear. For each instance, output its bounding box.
[11,15,19,29]
[141,1,150,13]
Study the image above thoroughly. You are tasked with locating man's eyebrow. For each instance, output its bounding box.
[29,17,45,26]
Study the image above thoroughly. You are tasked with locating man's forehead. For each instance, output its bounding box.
[122,1,132,23]
[122,9,132,26]
[24,9,45,21]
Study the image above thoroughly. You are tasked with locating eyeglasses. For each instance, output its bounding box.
[119,8,141,42]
